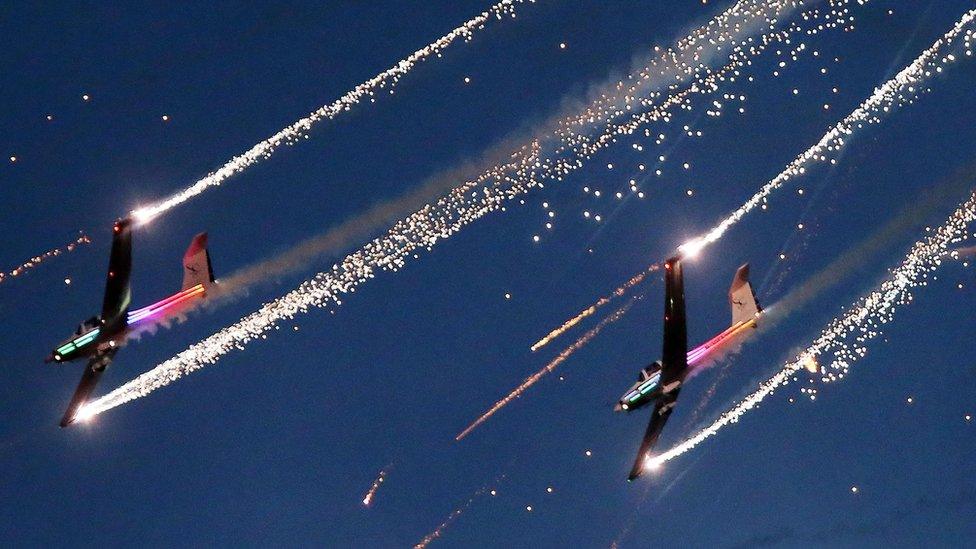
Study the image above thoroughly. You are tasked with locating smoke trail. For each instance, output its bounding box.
[456,297,638,441]
[212,139,535,300]
[582,7,976,326]
[648,188,976,468]
[82,0,871,419]
[951,244,976,258]
[362,463,393,507]
[0,234,91,285]
[764,161,976,331]
[414,473,507,548]
[678,9,976,258]
[685,165,976,425]
[130,0,530,224]
[529,265,658,352]
[132,0,833,224]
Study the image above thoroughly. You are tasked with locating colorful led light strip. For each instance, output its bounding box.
[127,284,205,325]
[57,327,102,355]
[687,318,757,366]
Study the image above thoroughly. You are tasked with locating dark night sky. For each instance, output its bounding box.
[1,1,974,546]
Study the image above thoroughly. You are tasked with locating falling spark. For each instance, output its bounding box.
[84,0,875,418]
[0,234,91,285]
[648,188,976,468]
[530,265,657,352]
[414,473,506,548]
[679,8,976,258]
[130,0,530,224]
[362,464,393,507]
[456,298,638,441]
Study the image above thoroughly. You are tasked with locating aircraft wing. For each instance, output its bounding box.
[59,351,114,427]
[659,256,688,386]
[628,388,681,481]
[100,217,134,333]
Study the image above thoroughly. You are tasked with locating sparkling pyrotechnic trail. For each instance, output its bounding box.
[83,0,877,419]
[678,8,976,258]
[648,188,976,468]
[130,0,530,223]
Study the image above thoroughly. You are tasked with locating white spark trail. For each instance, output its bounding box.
[650,188,976,468]
[131,0,530,223]
[83,0,870,418]
[679,8,976,258]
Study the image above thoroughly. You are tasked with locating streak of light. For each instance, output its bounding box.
[0,234,91,285]
[414,473,506,548]
[529,265,657,352]
[85,0,874,418]
[647,188,976,469]
[130,1,529,224]
[362,464,393,507]
[456,297,638,441]
[678,8,976,258]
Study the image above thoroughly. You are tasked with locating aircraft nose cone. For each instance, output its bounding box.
[613,402,623,412]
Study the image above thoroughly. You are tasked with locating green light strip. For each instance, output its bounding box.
[72,328,100,347]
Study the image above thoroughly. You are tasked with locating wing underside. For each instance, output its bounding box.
[59,352,114,427]
[100,217,134,333]
[628,388,681,481]
[660,256,688,385]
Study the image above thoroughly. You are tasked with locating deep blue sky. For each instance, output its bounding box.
[2,1,975,546]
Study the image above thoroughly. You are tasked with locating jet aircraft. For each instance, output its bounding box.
[47,217,214,427]
[616,256,761,480]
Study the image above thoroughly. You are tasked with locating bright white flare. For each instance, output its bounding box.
[73,404,96,423]
[649,189,976,468]
[130,0,530,224]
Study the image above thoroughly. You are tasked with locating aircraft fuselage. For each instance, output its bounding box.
[46,282,207,364]
[615,362,686,412]
[46,320,125,364]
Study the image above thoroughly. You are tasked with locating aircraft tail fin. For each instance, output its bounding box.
[728,264,761,325]
[182,233,215,291]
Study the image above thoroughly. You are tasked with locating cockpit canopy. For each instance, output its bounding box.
[639,361,663,381]
[75,316,100,335]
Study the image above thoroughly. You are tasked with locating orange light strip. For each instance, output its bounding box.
[128,284,205,324]
[687,317,757,365]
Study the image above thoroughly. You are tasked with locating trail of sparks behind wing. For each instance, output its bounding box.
[649,189,976,468]
[130,0,530,223]
[679,9,976,257]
